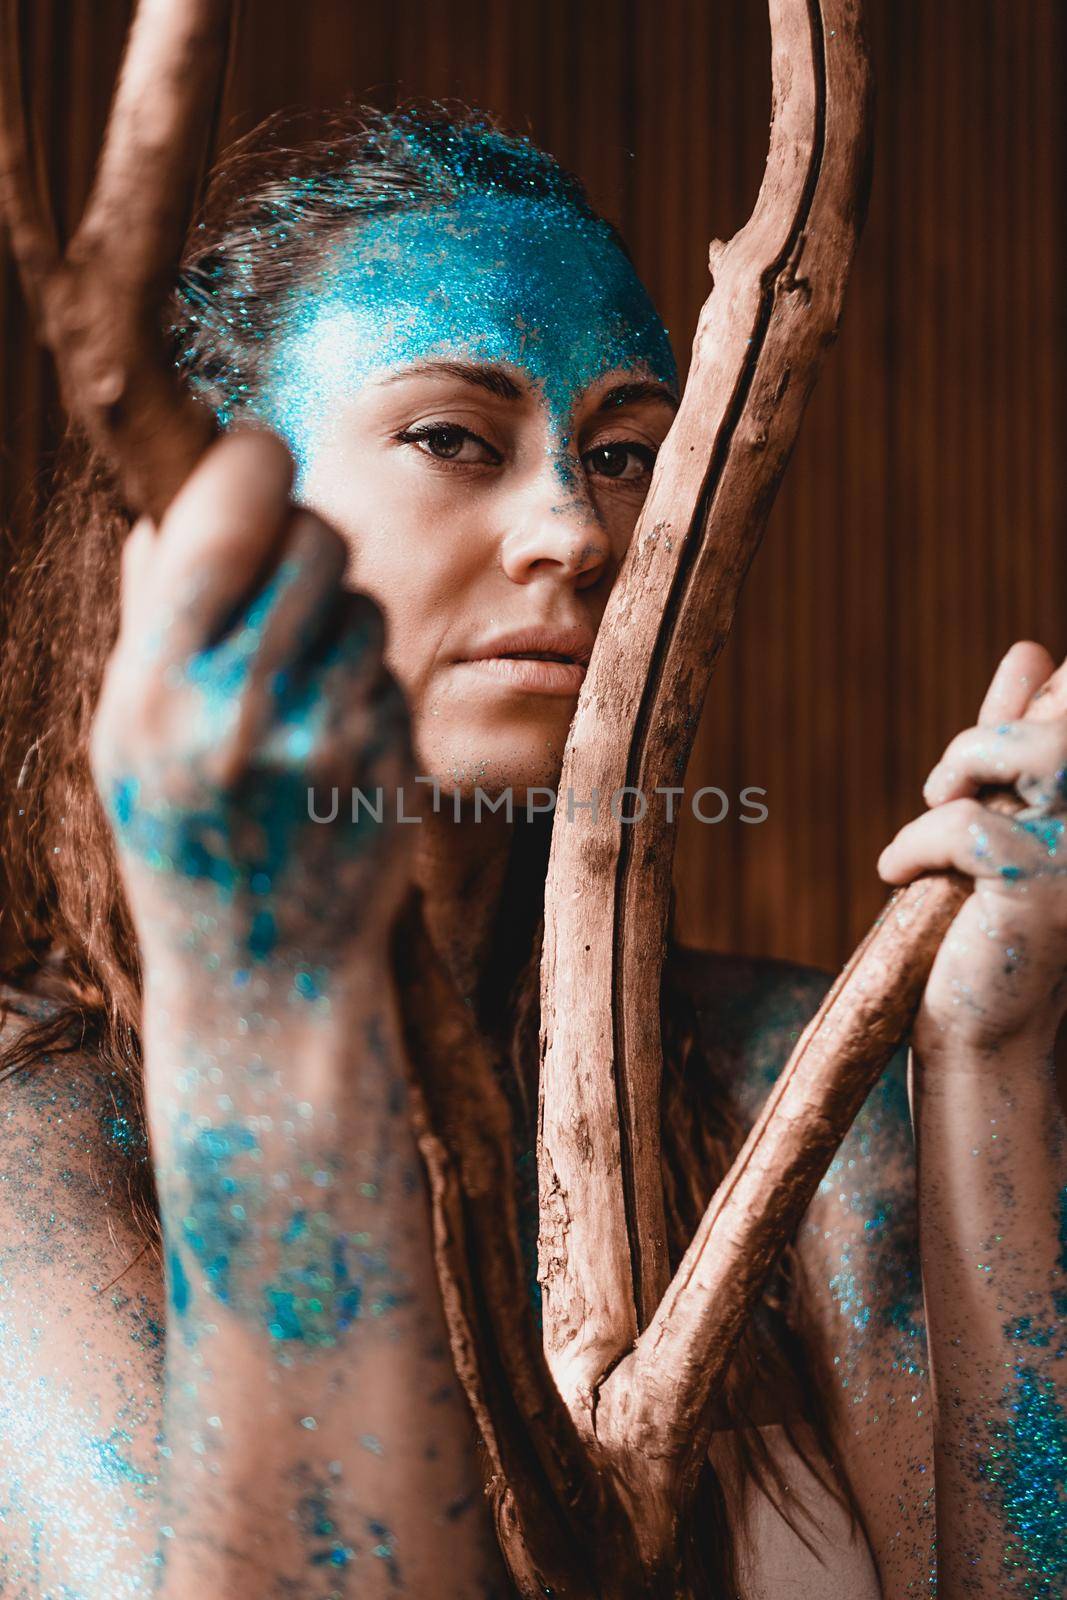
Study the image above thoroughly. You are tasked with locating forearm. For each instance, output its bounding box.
[143,966,507,1598]
[914,1019,1067,1597]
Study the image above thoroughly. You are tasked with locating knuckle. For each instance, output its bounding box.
[952,797,989,833]
[942,727,974,767]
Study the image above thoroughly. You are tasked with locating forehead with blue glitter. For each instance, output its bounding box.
[256,189,677,481]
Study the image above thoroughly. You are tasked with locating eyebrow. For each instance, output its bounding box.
[379,360,524,401]
[378,360,679,414]
[595,380,679,415]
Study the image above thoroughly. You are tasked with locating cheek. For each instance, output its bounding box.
[299,447,488,700]
[588,489,644,577]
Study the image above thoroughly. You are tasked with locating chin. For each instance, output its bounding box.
[414,710,570,810]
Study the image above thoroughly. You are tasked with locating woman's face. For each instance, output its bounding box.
[258,191,678,795]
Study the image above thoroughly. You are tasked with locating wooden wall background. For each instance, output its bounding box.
[2,0,1064,974]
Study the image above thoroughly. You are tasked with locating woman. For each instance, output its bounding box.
[0,106,1065,1599]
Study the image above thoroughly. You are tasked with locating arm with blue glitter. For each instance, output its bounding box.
[89,431,509,1597]
[875,640,1067,1595]
[143,972,507,1598]
[912,1023,1067,1597]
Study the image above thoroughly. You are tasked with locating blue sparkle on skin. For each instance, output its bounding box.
[99,1077,150,1163]
[87,1427,155,1489]
[293,1478,357,1573]
[1006,1316,1058,1350]
[248,908,277,960]
[368,1518,402,1585]
[984,1365,1067,1594]
[254,190,677,488]
[110,775,139,829]
[177,1122,262,1304]
[293,967,325,1001]
[1016,815,1064,858]
[166,1244,190,1318]
[103,573,377,972]
[171,1117,406,1345]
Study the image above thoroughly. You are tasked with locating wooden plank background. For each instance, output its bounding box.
[2,0,1063,973]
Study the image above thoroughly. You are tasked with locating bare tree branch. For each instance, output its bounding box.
[0,0,230,522]
[599,720,1067,1558]
[394,896,647,1599]
[538,0,873,1438]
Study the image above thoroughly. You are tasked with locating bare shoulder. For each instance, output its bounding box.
[667,940,913,1164]
[0,992,155,1264]
[668,943,934,1588]
[0,991,164,1596]
[667,943,844,1102]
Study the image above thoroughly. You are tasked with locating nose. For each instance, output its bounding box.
[498,452,612,590]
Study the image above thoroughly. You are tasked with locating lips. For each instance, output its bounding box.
[456,625,595,696]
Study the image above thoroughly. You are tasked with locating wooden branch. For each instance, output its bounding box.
[537,4,1059,1586]
[539,0,873,1430]
[0,0,229,522]
[393,896,648,1600]
[598,674,1067,1541]
[597,871,961,1532]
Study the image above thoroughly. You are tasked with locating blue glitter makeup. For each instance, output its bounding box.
[166,1243,190,1319]
[166,1113,408,1347]
[286,1461,407,1588]
[256,190,677,486]
[984,1365,1067,1595]
[294,1474,356,1571]
[1016,815,1064,858]
[176,112,678,498]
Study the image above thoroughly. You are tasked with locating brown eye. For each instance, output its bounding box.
[420,425,466,459]
[398,424,501,465]
[584,442,656,482]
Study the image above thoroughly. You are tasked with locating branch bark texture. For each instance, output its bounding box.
[540,0,871,1411]
[0,0,228,521]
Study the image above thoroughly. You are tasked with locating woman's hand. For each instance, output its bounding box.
[877,639,1067,1055]
[86,430,508,1596]
[89,427,415,999]
[884,643,1067,1597]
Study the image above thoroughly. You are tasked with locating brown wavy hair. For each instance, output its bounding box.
[0,102,854,1592]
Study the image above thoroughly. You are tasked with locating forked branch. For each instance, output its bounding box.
[538,0,877,1577]
[597,760,1063,1553]
[539,0,872,1414]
